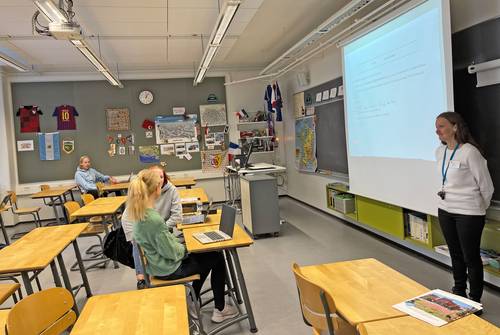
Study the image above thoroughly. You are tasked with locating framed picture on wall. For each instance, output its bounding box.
[105,108,130,131]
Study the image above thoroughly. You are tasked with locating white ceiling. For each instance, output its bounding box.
[0,0,353,75]
[0,0,496,76]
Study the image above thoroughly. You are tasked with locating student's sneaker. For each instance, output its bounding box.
[136,280,147,290]
[211,304,239,323]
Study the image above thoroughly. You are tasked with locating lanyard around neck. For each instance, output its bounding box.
[441,143,459,186]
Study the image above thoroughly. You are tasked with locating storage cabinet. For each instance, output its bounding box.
[240,175,280,237]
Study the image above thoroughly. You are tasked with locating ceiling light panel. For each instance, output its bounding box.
[34,0,69,23]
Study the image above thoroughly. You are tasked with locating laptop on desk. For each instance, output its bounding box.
[192,204,236,244]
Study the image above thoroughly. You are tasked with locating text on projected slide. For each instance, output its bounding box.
[344,1,446,161]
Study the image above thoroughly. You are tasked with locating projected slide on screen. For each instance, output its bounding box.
[344,0,446,161]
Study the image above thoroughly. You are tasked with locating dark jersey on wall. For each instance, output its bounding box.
[53,105,78,130]
[16,106,43,133]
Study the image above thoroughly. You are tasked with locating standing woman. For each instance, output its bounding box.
[127,169,239,323]
[435,112,494,304]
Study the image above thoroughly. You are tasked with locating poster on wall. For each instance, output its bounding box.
[155,115,197,144]
[105,108,130,131]
[139,145,160,163]
[17,140,34,152]
[295,116,317,172]
[160,144,175,155]
[201,150,227,173]
[199,104,227,126]
[38,132,61,161]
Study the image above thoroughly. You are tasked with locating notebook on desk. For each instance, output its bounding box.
[246,163,275,170]
[192,204,236,244]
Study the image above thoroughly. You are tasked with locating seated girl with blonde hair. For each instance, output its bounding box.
[121,165,182,289]
[127,169,239,323]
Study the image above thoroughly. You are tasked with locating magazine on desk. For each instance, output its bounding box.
[393,289,482,326]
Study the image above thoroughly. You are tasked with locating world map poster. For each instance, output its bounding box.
[295,116,317,172]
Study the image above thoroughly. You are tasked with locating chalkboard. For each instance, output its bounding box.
[452,17,500,201]
[12,77,226,184]
[303,77,348,175]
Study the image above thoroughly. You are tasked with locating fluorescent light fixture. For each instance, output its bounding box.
[71,39,123,88]
[193,0,240,85]
[0,52,29,72]
[34,0,68,23]
[260,0,376,75]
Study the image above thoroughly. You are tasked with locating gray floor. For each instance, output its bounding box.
[2,197,499,334]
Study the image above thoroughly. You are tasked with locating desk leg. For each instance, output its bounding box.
[228,248,257,333]
[0,213,10,245]
[58,195,68,224]
[50,261,63,287]
[57,254,79,316]
[50,197,62,225]
[110,215,120,269]
[72,240,92,297]
[224,250,242,304]
[21,272,34,295]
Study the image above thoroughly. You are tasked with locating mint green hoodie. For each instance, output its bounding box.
[133,208,186,276]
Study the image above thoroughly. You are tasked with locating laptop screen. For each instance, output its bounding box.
[219,204,237,237]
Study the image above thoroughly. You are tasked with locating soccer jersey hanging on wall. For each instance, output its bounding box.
[53,105,78,130]
[17,105,43,133]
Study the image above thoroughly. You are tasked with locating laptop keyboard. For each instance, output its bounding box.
[204,231,225,241]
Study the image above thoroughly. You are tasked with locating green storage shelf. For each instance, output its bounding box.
[356,195,404,239]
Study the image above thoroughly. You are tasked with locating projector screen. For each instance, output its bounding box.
[343,0,453,215]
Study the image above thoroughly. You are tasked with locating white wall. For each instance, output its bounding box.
[451,0,500,33]
[280,47,346,212]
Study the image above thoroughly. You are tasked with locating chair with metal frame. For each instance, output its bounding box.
[136,244,205,333]
[5,287,77,335]
[64,201,110,271]
[7,191,42,239]
[292,263,356,335]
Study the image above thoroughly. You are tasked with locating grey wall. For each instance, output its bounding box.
[12,77,226,183]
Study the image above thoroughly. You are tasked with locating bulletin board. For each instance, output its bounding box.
[12,77,226,183]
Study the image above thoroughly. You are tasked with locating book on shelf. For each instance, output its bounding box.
[434,245,500,266]
[393,289,482,327]
[407,213,428,243]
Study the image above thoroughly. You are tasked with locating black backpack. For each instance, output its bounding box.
[103,227,135,269]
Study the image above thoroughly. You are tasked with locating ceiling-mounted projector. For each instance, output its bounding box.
[48,22,82,40]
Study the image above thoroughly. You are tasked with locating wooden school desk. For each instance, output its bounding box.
[299,258,429,326]
[0,283,20,305]
[71,196,126,229]
[70,285,189,335]
[179,187,209,204]
[0,206,12,245]
[100,182,129,195]
[171,177,196,188]
[31,184,77,225]
[183,224,257,334]
[71,196,126,268]
[357,314,500,335]
[0,223,92,311]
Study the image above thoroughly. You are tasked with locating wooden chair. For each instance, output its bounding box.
[64,201,110,271]
[5,287,76,335]
[7,191,42,239]
[136,244,204,332]
[95,182,105,197]
[292,263,356,335]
